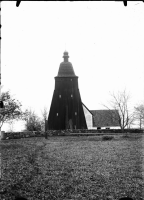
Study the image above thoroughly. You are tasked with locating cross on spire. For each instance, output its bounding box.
[65,42,67,52]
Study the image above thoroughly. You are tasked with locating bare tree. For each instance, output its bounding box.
[41,107,48,121]
[24,109,42,131]
[41,107,48,132]
[126,112,135,129]
[104,90,134,132]
[134,104,144,129]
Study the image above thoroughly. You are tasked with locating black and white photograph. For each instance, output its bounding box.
[0,1,144,200]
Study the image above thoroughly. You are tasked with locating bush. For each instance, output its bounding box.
[122,134,130,138]
[102,135,114,141]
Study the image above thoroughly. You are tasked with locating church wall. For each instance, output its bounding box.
[82,105,93,129]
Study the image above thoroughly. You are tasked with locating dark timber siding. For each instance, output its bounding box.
[47,77,87,130]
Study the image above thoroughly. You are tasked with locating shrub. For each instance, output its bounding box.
[102,135,114,141]
[122,134,130,138]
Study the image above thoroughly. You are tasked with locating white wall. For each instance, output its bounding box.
[91,126,120,130]
[83,105,93,129]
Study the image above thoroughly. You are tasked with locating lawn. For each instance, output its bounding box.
[0,133,144,200]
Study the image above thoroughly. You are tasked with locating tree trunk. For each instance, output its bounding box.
[140,118,142,130]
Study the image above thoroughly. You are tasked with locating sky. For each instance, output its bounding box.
[1,1,144,131]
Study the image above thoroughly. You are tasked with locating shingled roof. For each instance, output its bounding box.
[57,51,76,77]
[90,110,120,127]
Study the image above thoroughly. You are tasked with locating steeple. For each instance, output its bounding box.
[57,51,76,77]
[47,51,87,130]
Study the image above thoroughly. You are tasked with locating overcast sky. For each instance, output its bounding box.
[1,1,144,131]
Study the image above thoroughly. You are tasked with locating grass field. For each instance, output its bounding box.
[0,133,144,200]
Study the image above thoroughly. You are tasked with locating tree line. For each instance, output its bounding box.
[103,89,144,131]
[0,90,144,132]
[0,91,48,132]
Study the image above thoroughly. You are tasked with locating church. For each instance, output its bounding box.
[47,51,120,130]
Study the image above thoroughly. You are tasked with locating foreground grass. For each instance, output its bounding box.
[0,133,144,200]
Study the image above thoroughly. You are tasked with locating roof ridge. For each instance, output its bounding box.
[90,109,118,111]
[82,102,94,116]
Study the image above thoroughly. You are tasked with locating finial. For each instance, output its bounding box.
[65,42,67,52]
[63,51,69,62]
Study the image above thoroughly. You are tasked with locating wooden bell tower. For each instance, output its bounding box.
[47,51,87,130]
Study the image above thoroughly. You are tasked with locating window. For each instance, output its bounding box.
[71,94,73,98]
[56,113,58,116]
[59,95,61,98]
[75,112,77,115]
[71,79,72,81]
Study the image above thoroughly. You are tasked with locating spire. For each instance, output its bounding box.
[65,42,67,52]
[63,51,69,62]
[57,52,76,77]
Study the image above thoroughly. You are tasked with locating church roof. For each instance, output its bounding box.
[82,102,94,116]
[90,110,120,127]
[57,51,77,77]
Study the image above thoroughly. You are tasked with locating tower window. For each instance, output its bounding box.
[56,113,58,116]
[59,95,61,98]
[71,94,73,98]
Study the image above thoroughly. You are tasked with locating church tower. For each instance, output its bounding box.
[47,51,87,130]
